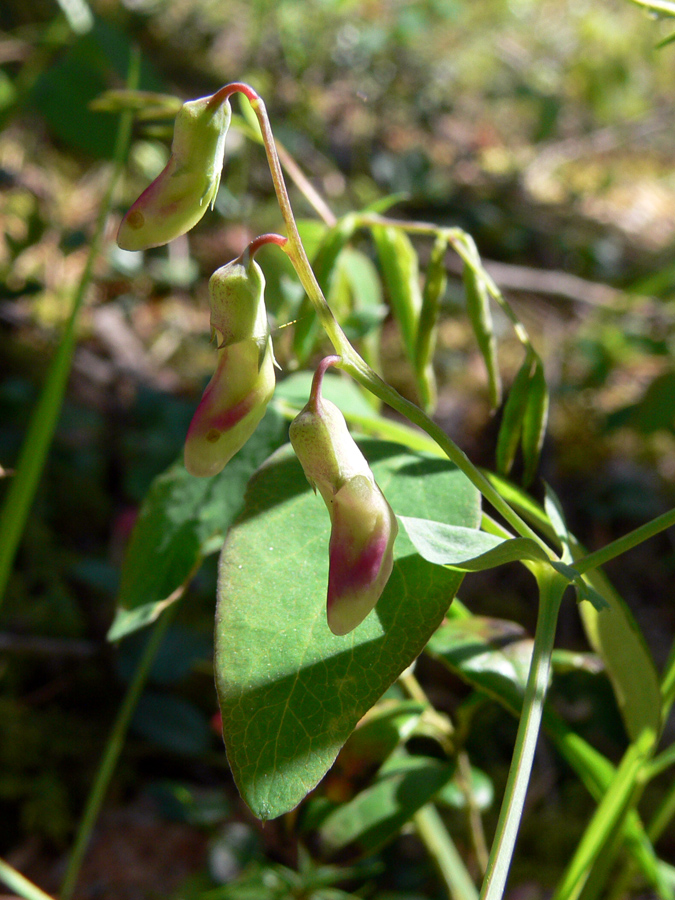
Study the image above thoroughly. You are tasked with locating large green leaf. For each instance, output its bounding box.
[215,440,480,819]
[109,409,287,641]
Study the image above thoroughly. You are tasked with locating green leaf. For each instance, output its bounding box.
[521,358,549,485]
[436,766,494,812]
[371,225,423,364]
[399,516,549,570]
[415,234,448,412]
[463,255,501,409]
[215,440,480,819]
[427,617,532,714]
[109,409,287,641]
[317,754,456,857]
[496,353,534,476]
[579,569,662,742]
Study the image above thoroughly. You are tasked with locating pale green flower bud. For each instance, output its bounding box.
[184,337,275,478]
[290,368,397,635]
[117,93,231,251]
[209,256,268,349]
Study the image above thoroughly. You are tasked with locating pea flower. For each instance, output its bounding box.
[289,357,398,635]
[184,337,275,477]
[184,253,275,477]
[117,92,232,251]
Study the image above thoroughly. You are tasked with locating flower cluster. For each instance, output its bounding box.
[118,90,397,633]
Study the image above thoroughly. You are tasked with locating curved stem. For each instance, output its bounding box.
[480,567,567,900]
[224,84,552,551]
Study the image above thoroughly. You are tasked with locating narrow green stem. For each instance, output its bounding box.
[644,743,675,781]
[60,604,176,900]
[0,858,56,900]
[233,87,551,553]
[574,506,675,576]
[480,568,566,900]
[647,776,675,844]
[660,637,675,713]
[552,729,656,900]
[0,47,140,609]
[414,804,480,900]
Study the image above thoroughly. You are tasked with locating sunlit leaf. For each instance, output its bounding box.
[399,515,549,570]
[371,225,422,364]
[215,440,480,819]
[463,247,501,409]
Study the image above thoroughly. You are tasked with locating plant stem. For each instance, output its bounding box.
[414,804,479,900]
[60,604,176,900]
[230,85,552,552]
[552,728,656,900]
[480,567,566,900]
[0,47,140,609]
[574,506,675,576]
[0,858,56,900]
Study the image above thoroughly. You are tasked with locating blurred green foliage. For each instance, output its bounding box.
[2,0,675,897]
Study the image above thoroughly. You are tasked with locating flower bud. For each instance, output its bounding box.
[118,93,232,251]
[290,382,397,635]
[209,256,268,349]
[184,337,275,477]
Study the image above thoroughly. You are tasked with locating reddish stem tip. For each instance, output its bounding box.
[246,233,288,260]
[309,355,341,407]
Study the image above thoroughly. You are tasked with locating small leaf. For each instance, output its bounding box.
[317,755,456,857]
[496,353,534,476]
[462,243,501,409]
[521,358,549,485]
[215,440,480,819]
[579,570,662,741]
[415,234,448,412]
[371,225,423,364]
[399,516,549,570]
[543,482,570,556]
[435,766,494,812]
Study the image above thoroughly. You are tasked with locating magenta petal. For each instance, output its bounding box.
[184,338,275,477]
[325,475,397,636]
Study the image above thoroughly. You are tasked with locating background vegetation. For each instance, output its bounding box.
[1,0,675,897]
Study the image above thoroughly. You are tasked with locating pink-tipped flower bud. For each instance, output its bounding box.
[117,93,232,251]
[184,337,275,477]
[289,362,397,635]
[209,256,268,349]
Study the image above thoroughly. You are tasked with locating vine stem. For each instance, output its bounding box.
[480,567,567,900]
[574,505,675,576]
[60,604,177,900]
[223,84,551,553]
